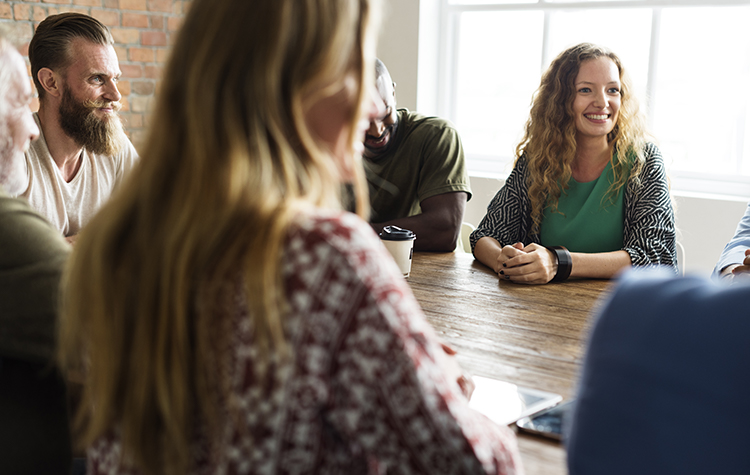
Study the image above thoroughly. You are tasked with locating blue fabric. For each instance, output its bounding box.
[714,202,750,277]
[567,269,750,474]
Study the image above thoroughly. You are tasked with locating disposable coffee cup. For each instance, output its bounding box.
[380,225,416,277]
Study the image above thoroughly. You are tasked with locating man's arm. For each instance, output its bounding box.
[371,191,468,252]
[714,202,750,278]
[0,197,70,362]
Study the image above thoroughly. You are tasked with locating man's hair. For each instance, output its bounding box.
[29,13,113,101]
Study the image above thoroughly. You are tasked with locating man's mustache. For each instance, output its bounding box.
[82,99,122,112]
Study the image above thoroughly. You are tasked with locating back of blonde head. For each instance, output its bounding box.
[58,0,379,473]
[517,43,647,233]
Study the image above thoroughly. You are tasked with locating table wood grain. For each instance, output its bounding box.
[407,252,615,475]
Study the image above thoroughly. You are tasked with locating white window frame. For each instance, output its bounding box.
[421,0,750,199]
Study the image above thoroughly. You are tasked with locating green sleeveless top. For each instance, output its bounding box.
[540,161,626,253]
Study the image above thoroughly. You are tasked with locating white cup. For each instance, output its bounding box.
[380,226,416,277]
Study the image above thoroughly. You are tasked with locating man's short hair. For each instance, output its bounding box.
[29,13,113,101]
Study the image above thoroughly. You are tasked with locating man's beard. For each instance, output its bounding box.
[59,85,126,156]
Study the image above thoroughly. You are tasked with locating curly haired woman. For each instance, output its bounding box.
[471,43,676,284]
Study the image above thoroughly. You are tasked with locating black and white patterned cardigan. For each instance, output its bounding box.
[469,143,677,270]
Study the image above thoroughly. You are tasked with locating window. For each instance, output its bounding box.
[431,0,750,197]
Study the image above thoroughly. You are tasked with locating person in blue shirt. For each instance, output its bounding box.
[567,267,750,474]
[714,202,750,279]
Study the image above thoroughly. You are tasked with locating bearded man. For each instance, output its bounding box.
[18,13,138,242]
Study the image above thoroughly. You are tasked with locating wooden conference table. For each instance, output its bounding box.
[407,252,614,475]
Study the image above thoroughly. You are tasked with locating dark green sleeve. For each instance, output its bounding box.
[417,124,472,203]
[0,196,70,363]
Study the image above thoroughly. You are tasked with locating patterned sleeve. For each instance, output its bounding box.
[469,157,534,253]
[324,217,522,475]
[622,143,677,270]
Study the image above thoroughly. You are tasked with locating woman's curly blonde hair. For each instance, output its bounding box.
[515,43,648,234]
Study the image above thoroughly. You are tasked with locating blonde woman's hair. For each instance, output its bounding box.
[516,43,648,234]
[58,0,380,473]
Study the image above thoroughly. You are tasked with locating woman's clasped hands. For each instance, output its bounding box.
[496,242,558,284]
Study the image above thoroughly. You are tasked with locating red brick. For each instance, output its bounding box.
[1,21,33,43]
[103,0,118,7]
[111,27,139,44]
[119,96,130,112]
[132,80,154,95]
[120,63,143,78]
[114,45,127,60]
[143,64,161,78]
[149,14,163,29]
[131,129,148,148]
[126,113,143,128]
[116,79,131,95]
[130,95,154,113]
[129,47,154,62]
[33,6,47,21]
[42,0,71,5]
[155,47,169,63]
[52,6,89,14]
[14,4,31,20]
[47,7,59,15]
[0,4,12,19]
[141,30,165,46]
[119,0,146,10]
[122,12,147,27]
[73,0,102,6]
[91,8,120,26]
[166,15,181,32]
[147,0,170,13]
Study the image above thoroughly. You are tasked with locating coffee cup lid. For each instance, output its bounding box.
[379,225,416,241]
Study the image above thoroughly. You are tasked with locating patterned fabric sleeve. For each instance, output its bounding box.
[315,215,522,474]
[85,211,523,475]
[622,143,677,270]
[469,157,535,253]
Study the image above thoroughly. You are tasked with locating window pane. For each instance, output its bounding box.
[449,0,537,4]
[546,8,652,102]
[455,11,545,175]
[654,6,750,181]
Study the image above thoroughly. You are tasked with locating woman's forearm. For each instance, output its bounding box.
[569,250,631,279]
[473,236,503,273]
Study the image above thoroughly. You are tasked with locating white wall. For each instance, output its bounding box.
[376,0,749,276]
[376,0,420,111]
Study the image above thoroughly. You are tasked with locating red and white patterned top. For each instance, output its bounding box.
[87,210,522,475]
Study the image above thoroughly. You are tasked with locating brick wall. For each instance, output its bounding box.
[0,0,191,148]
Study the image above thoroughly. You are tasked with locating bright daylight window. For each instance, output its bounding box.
[438,0,750,197]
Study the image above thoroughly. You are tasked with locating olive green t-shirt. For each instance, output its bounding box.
[0,190,69,362]
[540,161,625,253]
[364,109,471,223]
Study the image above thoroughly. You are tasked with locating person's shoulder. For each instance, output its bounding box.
[401,109,459,134]
[289,209,381,259]
[0,194,69,262]
[286,208,399,286]
[595,268,748,332]
[641,142,662,161]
